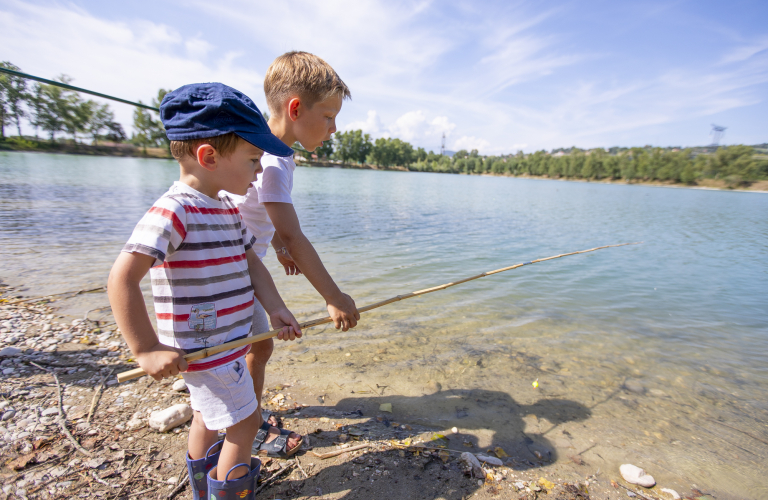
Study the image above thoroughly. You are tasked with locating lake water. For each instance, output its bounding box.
[1,151,767,497]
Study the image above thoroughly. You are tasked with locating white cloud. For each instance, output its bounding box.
[0,0,265,133]
[342,110,458,151]
[342,110,384,136]
[452,136,490,152]
[1,0,765,150]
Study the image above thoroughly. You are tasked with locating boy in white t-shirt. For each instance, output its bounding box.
[234,51,359,448]
[108,83,302,500]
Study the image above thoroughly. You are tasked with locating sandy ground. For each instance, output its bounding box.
[0,286,709,500]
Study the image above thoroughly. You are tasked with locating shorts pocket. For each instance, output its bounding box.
[228,360,245,384]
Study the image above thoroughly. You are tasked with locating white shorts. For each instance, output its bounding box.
[182,357,258,431]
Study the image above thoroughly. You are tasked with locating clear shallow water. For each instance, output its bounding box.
[1,152,767,497]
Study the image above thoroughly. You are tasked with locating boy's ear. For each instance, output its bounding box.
[196,144,218,171]
[288,97,301,122]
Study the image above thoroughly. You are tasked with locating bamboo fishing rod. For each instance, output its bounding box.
[116,242,640,382]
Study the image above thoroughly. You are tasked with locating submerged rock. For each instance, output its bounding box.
[620,463,655,487]
[624,380,645,394]
[659,488,681,500]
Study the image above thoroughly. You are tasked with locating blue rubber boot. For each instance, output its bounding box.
[207,457,261,500]
[186,441,223,500]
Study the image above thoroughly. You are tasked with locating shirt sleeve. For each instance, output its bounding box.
[122,197,187,266]
[256,157,293,204]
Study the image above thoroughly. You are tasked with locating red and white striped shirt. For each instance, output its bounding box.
[123,182,257,367]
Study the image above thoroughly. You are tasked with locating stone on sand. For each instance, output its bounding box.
[460,452,486,479]
[620,463,656,487]
[148,404,192,432]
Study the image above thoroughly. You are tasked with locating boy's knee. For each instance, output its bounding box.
[248,338,274,365]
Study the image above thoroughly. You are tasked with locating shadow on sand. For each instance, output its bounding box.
[270,388,591,499]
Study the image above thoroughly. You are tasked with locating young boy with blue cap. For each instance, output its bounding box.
[108,83,301,499]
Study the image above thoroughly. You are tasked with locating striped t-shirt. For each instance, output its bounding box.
[122,182,257,367]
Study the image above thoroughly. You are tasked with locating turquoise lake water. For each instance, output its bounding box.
[1,151,766,497]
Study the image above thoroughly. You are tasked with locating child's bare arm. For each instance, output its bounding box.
[246,248,302,341]
[107,252,188,380]
[264,202,360,331]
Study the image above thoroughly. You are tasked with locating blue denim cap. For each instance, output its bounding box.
[160,83,293,157]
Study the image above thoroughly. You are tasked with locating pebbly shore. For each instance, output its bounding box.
[0,285,703,500]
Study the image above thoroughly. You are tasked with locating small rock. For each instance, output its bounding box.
[2,368,14,375]
[41,408,59,417]
[624,380,645,394]
[659,488,681,500]
[460,452,485,479]
[476,454,503,466]
[172,379,187,391]
[451,427,458,434]
[86,457,106,469]
[1,410,15,421]
[0,347,21,357]
[620,463,656,487]
[425,380,442,393]
[514,481,526,490]
[149,404,192,432]
[379,403,392,413]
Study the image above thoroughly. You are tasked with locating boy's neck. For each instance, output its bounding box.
[178,164,220,200]
[268,114,297,148]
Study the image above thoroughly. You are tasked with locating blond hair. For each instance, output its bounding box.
[264,51,350,113]
[170,132,243,161]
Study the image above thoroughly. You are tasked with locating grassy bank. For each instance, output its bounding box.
[0,136,171,159]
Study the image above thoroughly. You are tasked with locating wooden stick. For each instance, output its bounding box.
[87,367,116,424]
[117,242,640,383]
[312,443,371,459]
[7,286,106,304]
[29,362,92,457]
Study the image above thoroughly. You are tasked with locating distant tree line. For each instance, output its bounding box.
[304,128,768,186]
[3,61,766,184]
[0,62,127,144]
[0,61,171,152]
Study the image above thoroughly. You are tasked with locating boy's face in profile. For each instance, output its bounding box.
[294,94,342,152]
[216,140,264,196]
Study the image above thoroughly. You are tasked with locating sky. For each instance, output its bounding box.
[1,0,767,154]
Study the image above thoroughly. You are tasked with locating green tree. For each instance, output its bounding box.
[316,136,334,158]
[334,130,372,164]
[132,89,170,153]
[35,77,72,142]
[0,62,28,137]
[88,103,118,145]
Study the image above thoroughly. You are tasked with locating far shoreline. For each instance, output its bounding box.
[3,141,766,193]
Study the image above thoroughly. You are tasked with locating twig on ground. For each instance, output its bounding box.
[91,471,121,488]
[312,443,370,459]
[87,366,116,424]
[166,475,189,499]
[112,457,141,499]
[253,461,296,496]
[616,482,655,500]
[126,486,158,498]
[29,361,92,457]
[295,455,309,478]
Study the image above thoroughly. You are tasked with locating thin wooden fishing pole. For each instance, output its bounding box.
[116,242,640,382]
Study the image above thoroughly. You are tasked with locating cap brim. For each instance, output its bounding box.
[235,131,295,157]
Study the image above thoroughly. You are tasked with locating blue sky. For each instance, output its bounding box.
[1,0,766,153]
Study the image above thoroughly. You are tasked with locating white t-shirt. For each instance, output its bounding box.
[231,153,295,259]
